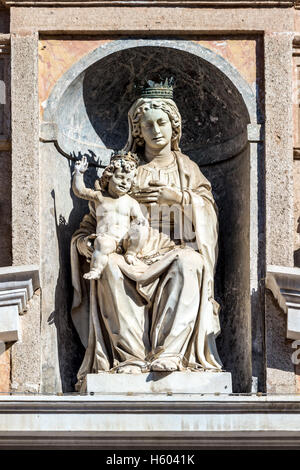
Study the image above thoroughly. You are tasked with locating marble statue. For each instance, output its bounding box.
[71,80,223,391]
[72,152,148,279]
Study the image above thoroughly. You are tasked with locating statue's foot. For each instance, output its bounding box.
[83,270,101,280]
[116,365,142,374]
[150,357,180,372]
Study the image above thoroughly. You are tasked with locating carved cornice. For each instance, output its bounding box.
[0,0,295,7]
[0,265,39,342]
[266,265,300,340]
[0,34,10,47]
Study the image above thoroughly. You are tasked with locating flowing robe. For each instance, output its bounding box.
[71,151,222,389]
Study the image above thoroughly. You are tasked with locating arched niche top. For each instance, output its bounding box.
[42,39,258,166]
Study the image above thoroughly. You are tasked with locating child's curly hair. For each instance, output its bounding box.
[96,151,139,191]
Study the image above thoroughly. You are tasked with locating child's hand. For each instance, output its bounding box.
[74,156,89,174]
[125,253,138,265]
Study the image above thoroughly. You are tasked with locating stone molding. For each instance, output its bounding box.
[0,265,39,342]
[266,265,300,340]
[0,395,300,449]
[1,0,295,7]
[9,5,295,33]
[247,123,262,142]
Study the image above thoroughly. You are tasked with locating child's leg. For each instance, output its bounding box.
[84,235,117,280]
[125,222,149,264]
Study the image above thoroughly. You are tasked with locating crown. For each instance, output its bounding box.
[140,78,174,99]
[110,150,139,166]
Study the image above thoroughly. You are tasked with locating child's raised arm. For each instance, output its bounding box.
[72,156,102,202]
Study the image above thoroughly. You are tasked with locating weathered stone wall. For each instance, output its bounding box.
[7,32,42,394]
[262,31,295,393]
[11,33,39,266]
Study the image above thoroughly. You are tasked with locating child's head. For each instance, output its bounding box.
[98,151,139,197]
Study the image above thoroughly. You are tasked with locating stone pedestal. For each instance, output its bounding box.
[86,371,232,395]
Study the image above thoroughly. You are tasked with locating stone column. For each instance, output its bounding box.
[11,32,39,266]
[264,32,296,392]
[10,32,41,393]
[0,34,11,392]
[264,32,294,267]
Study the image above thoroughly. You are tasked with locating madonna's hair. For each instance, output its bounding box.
[124,98,182,153]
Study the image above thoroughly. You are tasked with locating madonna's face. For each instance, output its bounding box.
[139,108,172,150]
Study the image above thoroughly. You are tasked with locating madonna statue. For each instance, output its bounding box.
[70,81,223,391]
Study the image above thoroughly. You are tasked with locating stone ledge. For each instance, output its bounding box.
[1,0,295,6]
[0,395,300,449]
[266,265,300,340]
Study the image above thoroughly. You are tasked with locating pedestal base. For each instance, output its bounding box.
[86,371,232,395]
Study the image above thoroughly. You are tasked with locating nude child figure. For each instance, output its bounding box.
[72,152,148,280]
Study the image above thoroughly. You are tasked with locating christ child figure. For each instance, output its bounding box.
[72,152,148,280]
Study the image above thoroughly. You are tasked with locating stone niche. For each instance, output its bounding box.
[40,39,262,393]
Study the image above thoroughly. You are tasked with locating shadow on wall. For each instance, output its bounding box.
[294,217,300,267]
[0,151,12,266]
[48,185,84,392]
[47,164,99,391]
[82,46,249,164]
[204,146,251,393]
